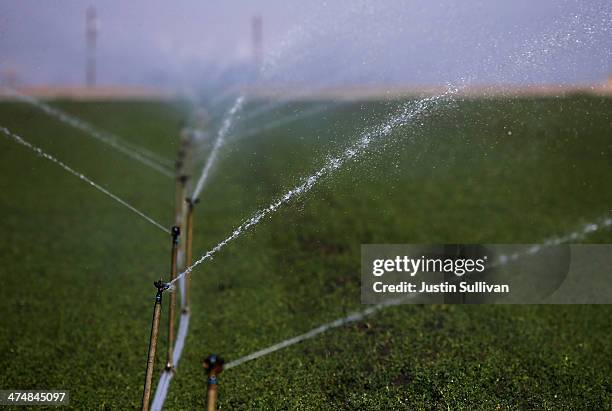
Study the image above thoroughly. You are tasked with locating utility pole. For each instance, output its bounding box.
[86,6,98,87]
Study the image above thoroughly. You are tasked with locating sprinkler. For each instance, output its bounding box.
[141,280,169,411]
[203,354,224,411]
[182,197,199,313]
[165,226,180,371]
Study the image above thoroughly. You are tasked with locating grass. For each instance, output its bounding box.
[0,94,610,409]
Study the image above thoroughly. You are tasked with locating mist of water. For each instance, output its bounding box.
[232,101,347,143]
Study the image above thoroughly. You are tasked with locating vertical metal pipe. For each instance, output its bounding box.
[166,226,180,370]
[203,355,224,411]
[175,128,190,227]
[175,134,190,312]
[175,175,187,227]
[206,382,217,411]
[183,199,196,313]
[141,281,167,411]
[176,177,189,313]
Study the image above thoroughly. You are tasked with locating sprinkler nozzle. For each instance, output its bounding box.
[153,280,169,302]
[171,226,180,242]
[203,354,224,410]
[186,197,200,206]
[203,354,225,376]
[154,280,170,291]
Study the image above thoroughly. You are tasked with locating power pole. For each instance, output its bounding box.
[86,6,98,87]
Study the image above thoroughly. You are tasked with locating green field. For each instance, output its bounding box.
[0,95,611,409]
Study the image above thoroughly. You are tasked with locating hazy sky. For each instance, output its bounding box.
[0,0,610,88]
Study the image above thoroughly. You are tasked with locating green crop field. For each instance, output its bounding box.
[0,95,611,409]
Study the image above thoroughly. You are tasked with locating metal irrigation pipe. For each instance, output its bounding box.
[183,198,198,313]
[203,355,224,411]
[165,226,181,371]
[175,127,193,226]
[174,175,188,227]
[141,280,169,411]
[175,175,188,293]
[176,128,194,312]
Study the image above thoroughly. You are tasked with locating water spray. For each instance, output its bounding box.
[165,226,181,371]
[203,355,224,411]
[169,89,457,288]
[0,126,170,234]
[233,101,343,143]
[3,88,174,177]
[148,89,456,410]
[191,96,245,200]
[141,280,169,411]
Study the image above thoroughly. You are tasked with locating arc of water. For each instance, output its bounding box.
[224,214,612,370]
[1,126,170,234]
[168,88,457,288]
[4,88,175,178]
[191,96,245,200]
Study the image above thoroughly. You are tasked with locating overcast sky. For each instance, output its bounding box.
[0,0,610,89]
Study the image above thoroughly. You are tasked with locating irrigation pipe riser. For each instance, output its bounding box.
[166,226,181,371]
[175,128,192,226]
[183,199,198,313]
[203,355,224,411]
[174,175,188,227]
[175,175,188,298]
[141,281,168,411]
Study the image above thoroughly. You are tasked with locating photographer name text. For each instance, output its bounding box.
[371,256,510,294]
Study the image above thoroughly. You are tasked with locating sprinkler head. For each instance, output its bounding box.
[203,354,224,375]
[186,197,200,207]
[171,226,180,242]
[153,280,169,301]
[154,280,169,292]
